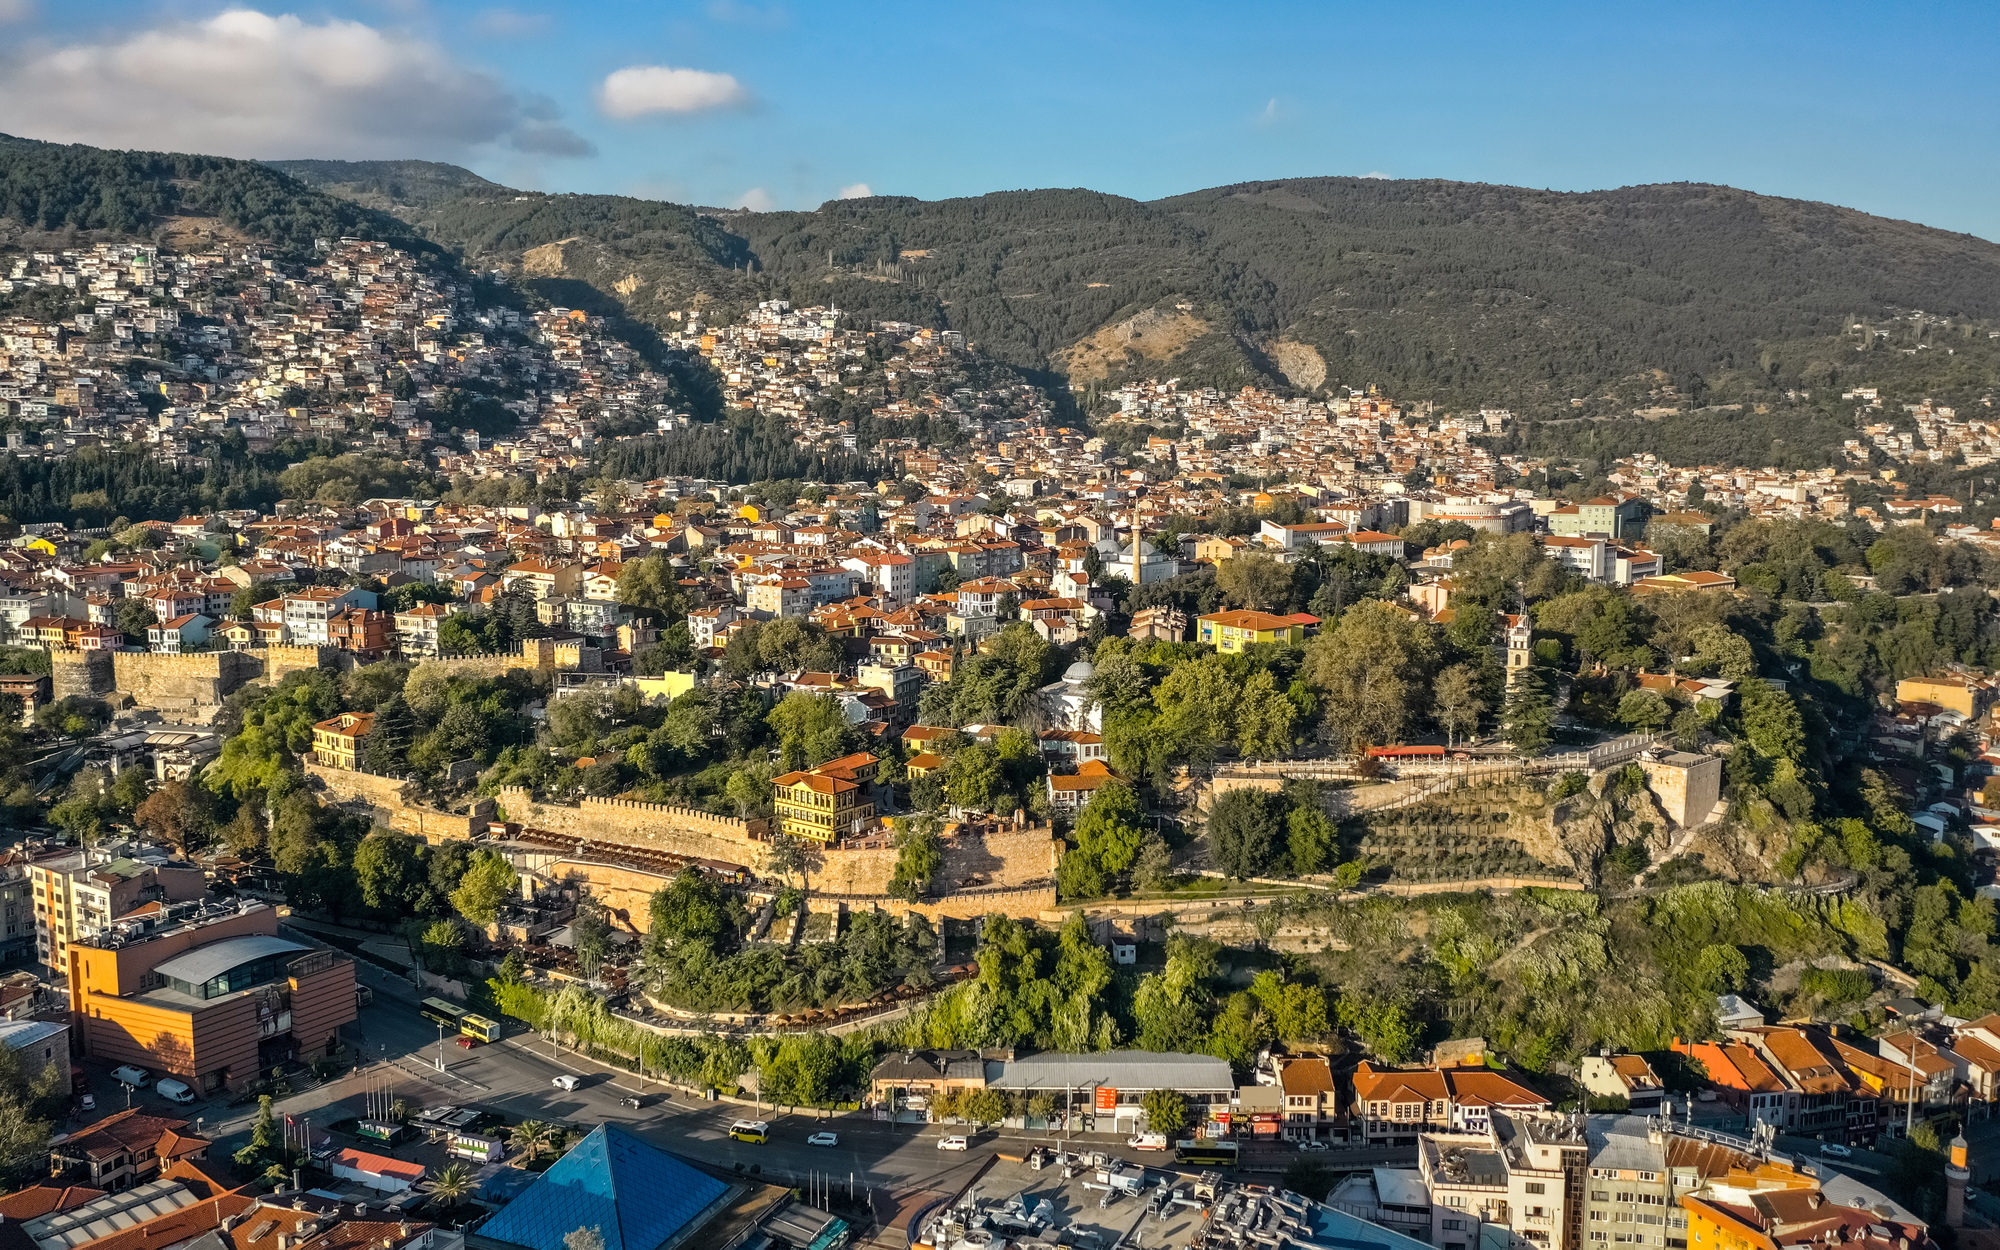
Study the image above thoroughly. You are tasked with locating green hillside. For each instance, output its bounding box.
[356,170,2000,416]
[0,134,429,255]
[9,139,2000,427]
[264,158,508,213]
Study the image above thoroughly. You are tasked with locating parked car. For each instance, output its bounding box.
[1819,1142,1854,1159]
[111,1066,150,1088]
[551,1075,580,1091]
[938,1135,970,1151]
[1297,1140,1331,1152]
[77,1093,96,1112]
[807,1131,839,1147]
[155,1078,197,1104]
[1127,1132,1168,1151]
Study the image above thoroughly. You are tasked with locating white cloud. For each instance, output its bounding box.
[834,182,872,200]
[472,8,550,38]
[598,64,749,118]
[0,0,34,26]
[0,8,592,160]
[735,187,775,212]
[1361,171,1391,179]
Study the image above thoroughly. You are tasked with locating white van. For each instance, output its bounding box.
[111,1065,150,1088]
[155,1078,197,1104]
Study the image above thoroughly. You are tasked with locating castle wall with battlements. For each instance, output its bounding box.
[110,649,256,710]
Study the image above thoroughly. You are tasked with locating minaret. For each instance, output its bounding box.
[1946,1133,1970,1228]
[1129,507,1143,585]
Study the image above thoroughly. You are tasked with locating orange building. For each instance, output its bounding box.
[67,903,356,1096]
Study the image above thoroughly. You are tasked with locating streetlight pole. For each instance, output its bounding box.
[435,1021,445,1073]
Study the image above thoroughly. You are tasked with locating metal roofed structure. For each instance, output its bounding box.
[20,1179,197,1250]
[150,935,306,985]
[473,1124,734,1250]
[1305,1203,1447,1250]
[984,1050,1235,1093]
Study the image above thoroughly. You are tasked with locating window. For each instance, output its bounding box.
[1445,1220,1466,1232]
[1526,1183,1547,1195]
[1591,1235,1608,1243]
[1592,1192,1610,1202]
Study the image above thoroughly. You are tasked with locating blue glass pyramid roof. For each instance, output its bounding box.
[478,1124,731,1250]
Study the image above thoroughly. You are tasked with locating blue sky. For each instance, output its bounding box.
[5,1,1997,239]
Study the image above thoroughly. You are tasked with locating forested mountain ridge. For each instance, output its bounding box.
[312,162,2000,417]
[263,159,509,213]
[10,136,2000,421]
[0,134,431,256]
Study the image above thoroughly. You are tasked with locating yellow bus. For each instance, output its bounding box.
[459,1014,502,1044]
[728,1119,769,1144]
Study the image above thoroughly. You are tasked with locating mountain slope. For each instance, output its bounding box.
[265,158,508,213]
[338,168,1999,413]
[6,140,2000,422]
[0,134,429,255]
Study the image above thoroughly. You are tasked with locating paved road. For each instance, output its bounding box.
[139,951,1403,1230]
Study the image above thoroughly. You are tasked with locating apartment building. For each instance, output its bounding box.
[394,602,450,657]
[1581,1054,1666,1112]
[1277,1055,1338,1141]
[1351,1063,1553,1147]
[27,847,205,976]
[66,901,356,1095]
[280,586,377,646]
[1724,1027,1878,1143]
[1421,1113,1587,1250]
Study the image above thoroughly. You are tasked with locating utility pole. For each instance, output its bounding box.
[1905,1034,1919,1139]
[435,1021,446,1073]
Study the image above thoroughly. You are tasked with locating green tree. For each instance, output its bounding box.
[1502,670,1555,757]
[114,599,156,639]
[354,831,428,916]
[570,900,613,980]
[1286,803,1339,875]
[1072,782,1145,874]
[428,1161,477,1208]
[132,779,212,853]
[1303,600,1439,753]
[1133,834,1175,892]
[1233,668,1299,759]
[957,1086,1007,1127]
[509,1119,555,1163]
[1617,688,1672,732]
[888,816,943,901]
[450,850,519,927]
[1251,971,1331,1043]
[1215,554,1294,611]
[767,693,860,772]
[945,743,1004,812]
[614,555,686,620]
[1141,1087,1189,1136]
[362,694,417,775]
[1738,678,1805,763]
[1208,788,1286,879]
[1433,663,1487,748]
[649,868,733,947]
